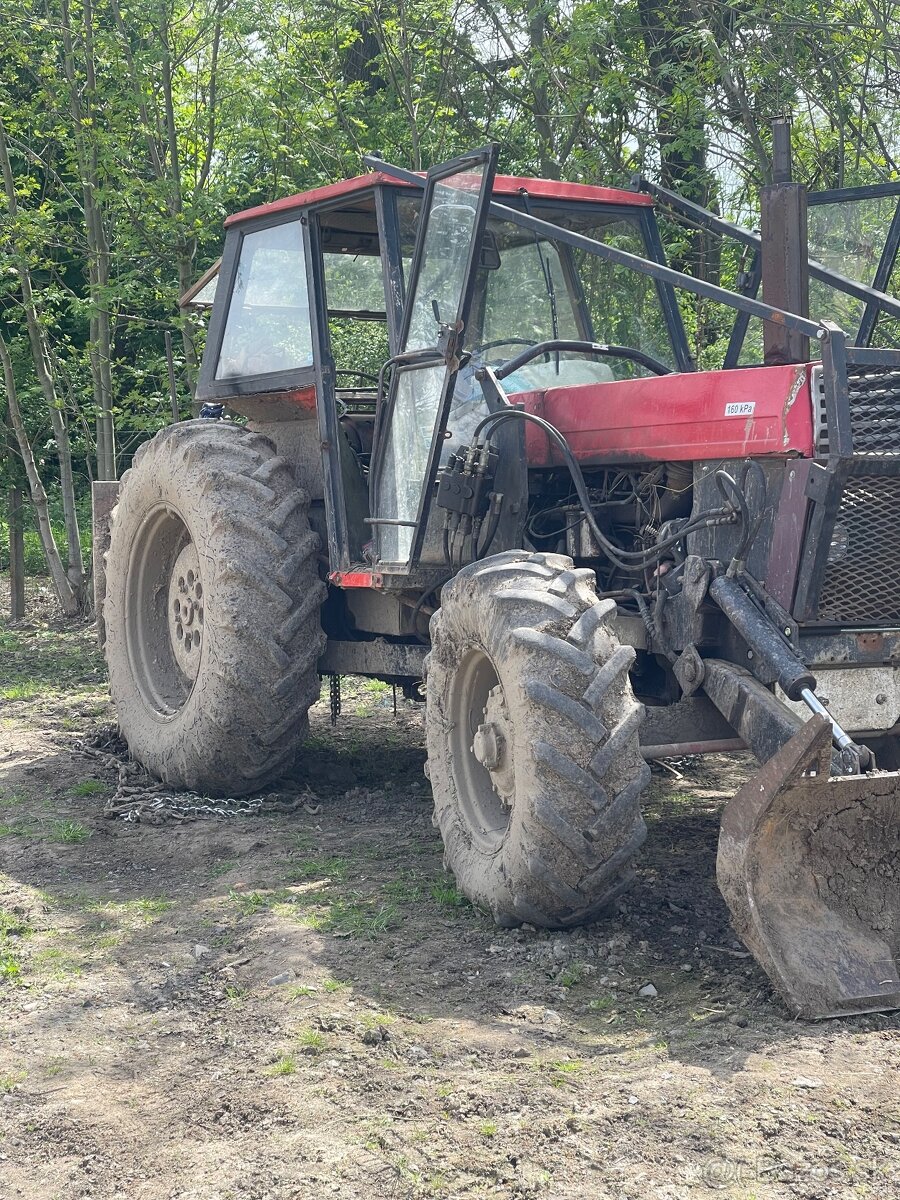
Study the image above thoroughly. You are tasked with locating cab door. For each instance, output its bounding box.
[368,146,498,573]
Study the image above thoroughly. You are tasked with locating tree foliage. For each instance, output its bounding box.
[2,0,900,595]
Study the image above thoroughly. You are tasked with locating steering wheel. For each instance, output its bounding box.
[492,339,672,380]
[335,369,380,386]
[471,337,538,357]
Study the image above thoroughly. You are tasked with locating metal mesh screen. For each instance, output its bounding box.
[818,473,900,624]
[815,365,900,454]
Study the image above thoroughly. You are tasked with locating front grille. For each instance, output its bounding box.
[815,364,900,454]
[818,474,900,624]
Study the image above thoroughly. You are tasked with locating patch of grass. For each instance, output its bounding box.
[90,932,121,951]
[1,681,41,701]
[50,820,91,844]
[547,1059,584,1086]
[361,1011,396,1032]
[268,1054,296,1076]
[309,896,400,939]
[70,779,107,798]
[0,793,26,809]
[283,855,351,884]
[478,1120,498,1137]
[0,821,31,837]
[383,873,425,903]
[322,977,349,994]
[350,678,394,717]
[0,613,104,705]
[429,880,471,911]
[297,1027,326,1054]
[120,896,172,920]
[227,888,274,916]
[51,893,172,927]
[0,1071,26,1094]
[0,951,22,982]
[31,946,83,980]
[288,984,318,999]
[224,985,249,1003]
[363,679,392,695]
[0,910,32,938]
[587,995,616,1013]
[209,858,239,879]
[559,962,588,988]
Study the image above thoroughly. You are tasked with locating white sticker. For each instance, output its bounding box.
[724,401,755,416]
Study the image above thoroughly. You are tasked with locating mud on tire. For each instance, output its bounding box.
[104,420,325,795]
[425,550,650,927]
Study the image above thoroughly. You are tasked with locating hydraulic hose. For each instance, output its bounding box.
[471,407,737,573]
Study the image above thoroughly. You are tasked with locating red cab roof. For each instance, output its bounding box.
[225,171,652,228]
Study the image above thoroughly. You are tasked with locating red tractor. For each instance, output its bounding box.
[96,142,900,1019]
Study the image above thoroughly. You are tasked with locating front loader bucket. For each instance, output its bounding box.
[717,713,900,1019]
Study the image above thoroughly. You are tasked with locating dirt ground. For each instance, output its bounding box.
[1,581,899,1200]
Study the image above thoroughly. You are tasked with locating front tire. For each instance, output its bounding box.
[104,421,325,795]
[425,550,650,927]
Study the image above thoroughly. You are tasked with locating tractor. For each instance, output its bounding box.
[95,139,900,1019]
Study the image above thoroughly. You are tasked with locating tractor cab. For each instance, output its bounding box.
[195,151,688,583]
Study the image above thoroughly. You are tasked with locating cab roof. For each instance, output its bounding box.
[224,171,653,229]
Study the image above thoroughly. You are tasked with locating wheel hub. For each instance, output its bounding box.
[168,542,204,680]
[472,684,515,808]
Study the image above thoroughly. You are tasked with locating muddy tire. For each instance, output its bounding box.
[104,420,325,795]
[425,550,650,927]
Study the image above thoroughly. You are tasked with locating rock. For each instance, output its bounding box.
[792,1076,823,1089]
[638,983,658,998]
[267,971,294,987]
[193,944,212,961]
[551,939,569,963]
[512,1046,530,1059]
[542,1008,562,1027]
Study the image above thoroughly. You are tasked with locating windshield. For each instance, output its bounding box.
[397,199,676,384]
[471,210,676,384]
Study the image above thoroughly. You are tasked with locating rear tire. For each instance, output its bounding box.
[425,550,650,927]
[104,420,325,795]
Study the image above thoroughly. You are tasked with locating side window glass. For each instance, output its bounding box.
[216,221,312,380]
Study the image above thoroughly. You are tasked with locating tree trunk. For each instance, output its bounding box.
[7,486,26,620]
[0,335,79,616]
[60,0,117,480]
[0,115,85,602]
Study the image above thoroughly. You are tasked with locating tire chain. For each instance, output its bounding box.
[69,727,319,824]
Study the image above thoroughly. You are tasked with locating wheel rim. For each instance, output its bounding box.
[447,649,515,852]
[124,506,202,717]
[168,542,205,680]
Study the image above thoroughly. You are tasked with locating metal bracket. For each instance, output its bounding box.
[674,645,706,697]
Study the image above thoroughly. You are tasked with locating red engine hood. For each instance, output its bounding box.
[510,363,815,466]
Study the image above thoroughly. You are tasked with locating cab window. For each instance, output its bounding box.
[215,220,313,380]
